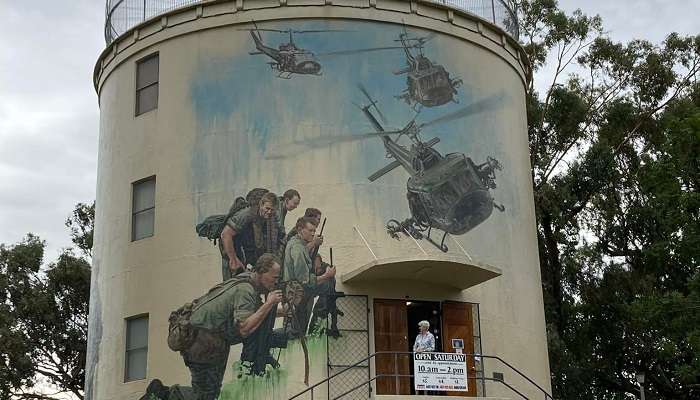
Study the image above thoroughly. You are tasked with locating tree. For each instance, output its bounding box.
[519,1,700,398]
[65,202,95,259]
[0,202,94,400]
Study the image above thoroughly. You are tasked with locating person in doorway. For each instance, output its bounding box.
[413,320,435,353]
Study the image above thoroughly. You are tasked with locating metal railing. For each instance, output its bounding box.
[104,0,519,44]
[289,351,554,400]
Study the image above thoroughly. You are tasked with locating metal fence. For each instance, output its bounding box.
[326,295,371,399]
[104,0,519,44]
[291,351,555,400]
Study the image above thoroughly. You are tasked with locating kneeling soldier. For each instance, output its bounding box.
[141,254,284,400]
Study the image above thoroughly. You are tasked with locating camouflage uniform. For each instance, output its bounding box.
[141,279,280,400]
[181,274,262,400]
[309,261,342,336]
[283,235,331,338]
[219,207,282,281]
[276,196,289,231]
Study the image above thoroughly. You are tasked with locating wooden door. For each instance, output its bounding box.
[442,301,477,397]
[373,299,411,395]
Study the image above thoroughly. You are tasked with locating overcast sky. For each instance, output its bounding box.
[1,0,698,262]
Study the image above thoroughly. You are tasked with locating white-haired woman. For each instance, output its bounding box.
[413,320,435,353]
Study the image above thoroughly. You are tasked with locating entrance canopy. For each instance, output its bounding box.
[341,255,501,290]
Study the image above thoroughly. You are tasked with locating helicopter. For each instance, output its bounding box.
[242,24,348,79]
[313,26,464,109]
[260,86,506,252]
[392,27,463,109]
[353,85,504,252]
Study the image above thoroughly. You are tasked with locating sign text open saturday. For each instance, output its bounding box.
[413,352,468,391]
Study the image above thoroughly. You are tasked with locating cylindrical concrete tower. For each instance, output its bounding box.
[87,1,550,399]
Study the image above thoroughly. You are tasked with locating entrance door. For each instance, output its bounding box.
[373,299,411,394]
[442,301,477,397]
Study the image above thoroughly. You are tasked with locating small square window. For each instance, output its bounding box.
[132,177,155,241]
[125,315,148,382]
[136,53,159,116]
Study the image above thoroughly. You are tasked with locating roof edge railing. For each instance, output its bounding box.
[289,351,554,400]
[104,0,519,44]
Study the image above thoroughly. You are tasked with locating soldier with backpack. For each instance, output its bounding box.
[220,190,284,280]
[141,254,284,400]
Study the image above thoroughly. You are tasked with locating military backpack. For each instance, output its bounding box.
[166,276,253,352]
[194,198,248,244]
[194,188,271,244]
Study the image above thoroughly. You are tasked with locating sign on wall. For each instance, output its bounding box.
[413,352,468,391]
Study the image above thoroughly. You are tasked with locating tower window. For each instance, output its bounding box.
[135,53,159,115]
[132,176,155,241]
[125,315,149,382]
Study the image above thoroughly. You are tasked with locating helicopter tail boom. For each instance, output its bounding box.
[249,30,280,60]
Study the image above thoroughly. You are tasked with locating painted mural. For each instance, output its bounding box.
[140,18,519,400]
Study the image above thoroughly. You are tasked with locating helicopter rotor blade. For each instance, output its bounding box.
[395,35,434,44]
[265,131,404,160]
[301,130,403,146]
[357,83,388,124]
[290,29,354,33]
[317,46,407,57]
[357,83,373,103]
[417,32,438,44]
[236,28,291,33]
[418,94,505,129]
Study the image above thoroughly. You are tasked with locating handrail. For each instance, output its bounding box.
[289,351,554,400]
[103,0,519,44]
[334,374,531,400]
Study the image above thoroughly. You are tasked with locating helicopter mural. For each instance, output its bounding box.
[266,85,506,252]
[389,26,463,109]
[353,86,504,251]
[242,25,333,78]
[242,24,406,79]
[316,26,463,109]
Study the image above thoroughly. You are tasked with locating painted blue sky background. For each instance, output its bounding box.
[188,19,520,236]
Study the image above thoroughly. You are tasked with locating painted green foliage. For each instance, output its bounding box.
[220,337,328,400]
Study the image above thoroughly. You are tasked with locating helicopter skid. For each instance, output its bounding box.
[425,227,449,253]
[386,218,449,253]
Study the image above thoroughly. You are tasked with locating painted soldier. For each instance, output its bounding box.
[220,191,283,280]
[282,216,335,338]
[278,207,323,260]
[140,254,284,400]
[308,254,344,337]
[277,188,301,231]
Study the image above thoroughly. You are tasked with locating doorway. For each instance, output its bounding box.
[407,300,442,395]
[373,299,479,397]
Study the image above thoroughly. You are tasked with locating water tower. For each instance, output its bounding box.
[87,1,551,399]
